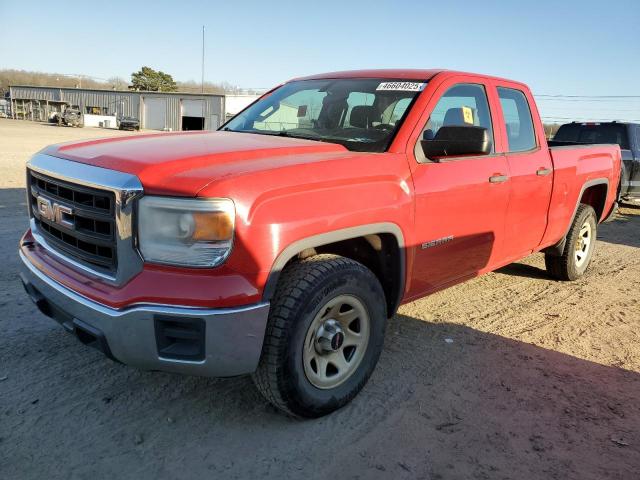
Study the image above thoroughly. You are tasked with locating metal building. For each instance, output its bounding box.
[8,85,256,131]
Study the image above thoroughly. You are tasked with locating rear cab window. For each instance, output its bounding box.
[497,87,537,152]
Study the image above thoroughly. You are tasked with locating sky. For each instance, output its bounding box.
[1,0,639,122]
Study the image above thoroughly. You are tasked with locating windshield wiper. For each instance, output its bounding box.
[239,129,322,141]
[222,128,344,146]
[255,130,298,138]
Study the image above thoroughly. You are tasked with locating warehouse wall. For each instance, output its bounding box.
[9,86,225,131]
[9,86,140,118]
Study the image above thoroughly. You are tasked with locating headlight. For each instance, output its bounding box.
[138,196,235,267]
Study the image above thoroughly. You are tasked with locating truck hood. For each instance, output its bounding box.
[42,131,349,196]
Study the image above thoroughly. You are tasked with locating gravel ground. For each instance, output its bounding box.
[1,119,639,480]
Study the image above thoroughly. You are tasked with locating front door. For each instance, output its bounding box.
[408,82,510,296]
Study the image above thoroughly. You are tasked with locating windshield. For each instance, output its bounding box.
[222,78,426,152]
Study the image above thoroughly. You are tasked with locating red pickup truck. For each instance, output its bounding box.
[19,70,620,417]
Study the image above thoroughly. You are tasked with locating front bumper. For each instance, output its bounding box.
[19,251,270,377]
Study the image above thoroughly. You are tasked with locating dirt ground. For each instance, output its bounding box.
[1,118,638,480]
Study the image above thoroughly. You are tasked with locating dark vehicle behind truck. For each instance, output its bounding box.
[552,122,640,203]
[118,116,140,131]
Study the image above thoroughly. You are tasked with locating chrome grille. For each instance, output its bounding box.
[27,154,144,286]
[29,170,118,271]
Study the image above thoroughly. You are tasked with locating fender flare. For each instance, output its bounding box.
[545,178,609,256]
[262,222,406,310]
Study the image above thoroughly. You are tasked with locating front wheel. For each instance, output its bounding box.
[545,204,597,281]
[252,254,387,418]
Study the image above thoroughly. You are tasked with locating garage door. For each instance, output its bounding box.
[143,97,167,130]
[181,99,205,130]
[182,99,204,117]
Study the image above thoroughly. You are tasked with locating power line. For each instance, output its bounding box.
[540,106,640,112]
[535,94,640,99]
[535,98,640,103]
[541,116,640,122]
[532,92,640,123]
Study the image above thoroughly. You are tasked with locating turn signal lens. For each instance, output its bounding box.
[191,211,234,241]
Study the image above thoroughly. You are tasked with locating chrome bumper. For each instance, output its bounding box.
[19,251,270,377]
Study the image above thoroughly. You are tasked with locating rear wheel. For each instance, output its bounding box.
[252,254,386,418]
[545,204,597,280]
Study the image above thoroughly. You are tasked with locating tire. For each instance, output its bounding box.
[545,204,597,281]
[252,254,387,418]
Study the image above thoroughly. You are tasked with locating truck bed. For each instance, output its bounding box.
[541,144,621,248]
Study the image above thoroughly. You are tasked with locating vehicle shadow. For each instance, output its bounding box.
[597,205,640,248]
[0,187,28,216]
[3,310,639,480]
[0,188,30,272]
[496,261,549,280]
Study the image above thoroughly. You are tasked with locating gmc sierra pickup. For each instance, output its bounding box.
[19,70,621,417]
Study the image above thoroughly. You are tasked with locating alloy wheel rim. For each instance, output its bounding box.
[302,294,370,389]
[574,221,592,267]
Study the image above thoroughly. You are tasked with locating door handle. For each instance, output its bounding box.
[489,174,509,183]
[536,168,552,176]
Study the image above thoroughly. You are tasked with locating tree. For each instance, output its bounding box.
[129,67,177,92]
[107,76,128,90]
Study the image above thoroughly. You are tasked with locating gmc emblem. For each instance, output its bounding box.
[36,195,75,229]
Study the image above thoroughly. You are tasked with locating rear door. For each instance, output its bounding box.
[407,79,511,295]
[496,85,553,262]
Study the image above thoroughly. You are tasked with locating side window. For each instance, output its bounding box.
[498,87,537,152]
[422,83,494,148]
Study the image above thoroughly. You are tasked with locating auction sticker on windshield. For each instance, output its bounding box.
[376,82,426,92]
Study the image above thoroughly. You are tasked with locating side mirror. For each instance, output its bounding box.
[421,125,492,161]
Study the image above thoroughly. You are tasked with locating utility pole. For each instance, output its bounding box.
[201,25,205,94]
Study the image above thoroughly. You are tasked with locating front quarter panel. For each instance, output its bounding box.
[197,151,414,299]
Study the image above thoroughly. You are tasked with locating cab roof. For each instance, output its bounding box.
[292,69,527,88]
[295,69,444,81]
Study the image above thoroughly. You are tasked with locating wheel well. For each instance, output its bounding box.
[543,181,609,257]
[580,183,608,220]
[274,234,403,318]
